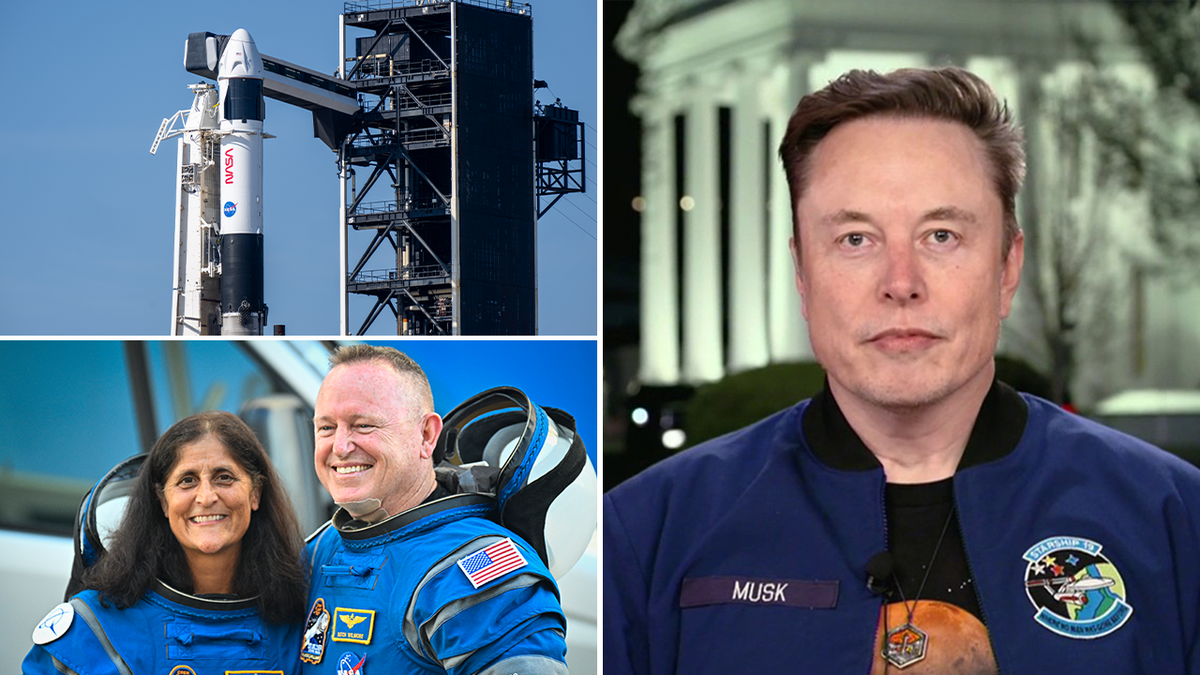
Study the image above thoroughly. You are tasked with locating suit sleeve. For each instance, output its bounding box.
[406,536,568,675]
[22,599,131,675]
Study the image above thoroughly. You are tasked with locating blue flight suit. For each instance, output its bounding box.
[23,582,300,675]
[301,496,568,675]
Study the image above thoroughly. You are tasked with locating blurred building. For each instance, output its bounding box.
[613,0,1200,407]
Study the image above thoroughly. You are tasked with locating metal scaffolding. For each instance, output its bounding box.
[340,0,539,335]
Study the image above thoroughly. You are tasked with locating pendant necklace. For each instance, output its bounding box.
[882,506,956,670]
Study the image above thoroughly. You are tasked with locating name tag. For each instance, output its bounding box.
[680,577,838,609]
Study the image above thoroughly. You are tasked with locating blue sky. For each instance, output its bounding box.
[0,0,597,336]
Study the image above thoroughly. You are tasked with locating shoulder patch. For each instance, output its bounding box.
[456,537,528,589]
[1023,536,1133,639]
[32,602,75,645]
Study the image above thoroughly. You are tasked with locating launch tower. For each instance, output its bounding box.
[341,0,559,335]
[157,1,585,336]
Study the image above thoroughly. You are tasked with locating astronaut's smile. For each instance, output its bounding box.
[189,514,227,524]
[335,464,372,475]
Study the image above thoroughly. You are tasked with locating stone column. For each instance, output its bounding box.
[681,97,725,384]
[636,101,682,386]
[974,56,1039,360]
[768,51,815,363]
[728,70,770,373]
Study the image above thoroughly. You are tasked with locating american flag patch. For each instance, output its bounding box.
[456,538,528,589]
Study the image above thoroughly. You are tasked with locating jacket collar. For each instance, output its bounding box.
[801,377,1028,473]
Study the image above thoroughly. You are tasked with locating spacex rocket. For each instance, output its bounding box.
[216,28,267,335]
[155,26,356,335]
[155,28,267,335]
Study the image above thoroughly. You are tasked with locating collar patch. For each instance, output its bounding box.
[32,602,74,645]
[1023,536,1133,639]
[301,598,331,663]
[332,607,375,645]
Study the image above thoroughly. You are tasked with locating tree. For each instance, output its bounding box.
[1111,0,1200,265]
[1004,6,1200,406]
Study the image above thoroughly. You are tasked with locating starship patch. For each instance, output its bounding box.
[1022,536,1132,639]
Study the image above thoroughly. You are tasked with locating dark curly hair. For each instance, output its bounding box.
[83,411,306,623]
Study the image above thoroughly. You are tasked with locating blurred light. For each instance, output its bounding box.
[631,196,646,212]
[679,195,695,211]
[631,407,649,426]
[662,429,687,449]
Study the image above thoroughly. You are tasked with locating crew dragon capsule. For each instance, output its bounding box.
[217,28,267,335]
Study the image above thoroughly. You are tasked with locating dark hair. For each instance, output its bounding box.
[83,411,306,623]
[779,67,1026,256]
[328,344,434,416]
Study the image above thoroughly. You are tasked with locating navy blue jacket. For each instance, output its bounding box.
[604,388,1200,674]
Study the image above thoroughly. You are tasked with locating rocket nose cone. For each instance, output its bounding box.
[219,28,263,79]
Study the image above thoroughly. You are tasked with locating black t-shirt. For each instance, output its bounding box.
[886,477,981,621]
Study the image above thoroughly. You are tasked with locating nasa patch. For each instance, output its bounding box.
[300,598,331,664]
[336,651,366,675]
[32,602,74,645]
[1023,536,1133,639]
[168,667,196,675]
[224,201,237,218]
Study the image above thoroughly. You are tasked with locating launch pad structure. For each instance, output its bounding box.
[340,0,585,335]
[156,0,585,336]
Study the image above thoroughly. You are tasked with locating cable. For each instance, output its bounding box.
[563,196,596,222]
[547,209,596,241]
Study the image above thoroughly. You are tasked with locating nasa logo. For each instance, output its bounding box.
[336,651,365,675]
[224,202,237,218]
[31,602,74,645]
[300,598,331,664]
[224,148,234,184]
[1022,536,1132,639]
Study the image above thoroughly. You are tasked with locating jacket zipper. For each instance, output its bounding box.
[868,474,888,675]
[955,487,1003,674]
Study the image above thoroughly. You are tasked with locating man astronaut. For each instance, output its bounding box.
[301,345,570,675]
[604,67,1200,673]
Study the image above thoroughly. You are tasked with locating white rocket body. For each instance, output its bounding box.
[217,28,266,335]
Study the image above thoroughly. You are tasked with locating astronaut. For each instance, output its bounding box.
[300,345,594,675]
[24,412,305,675]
